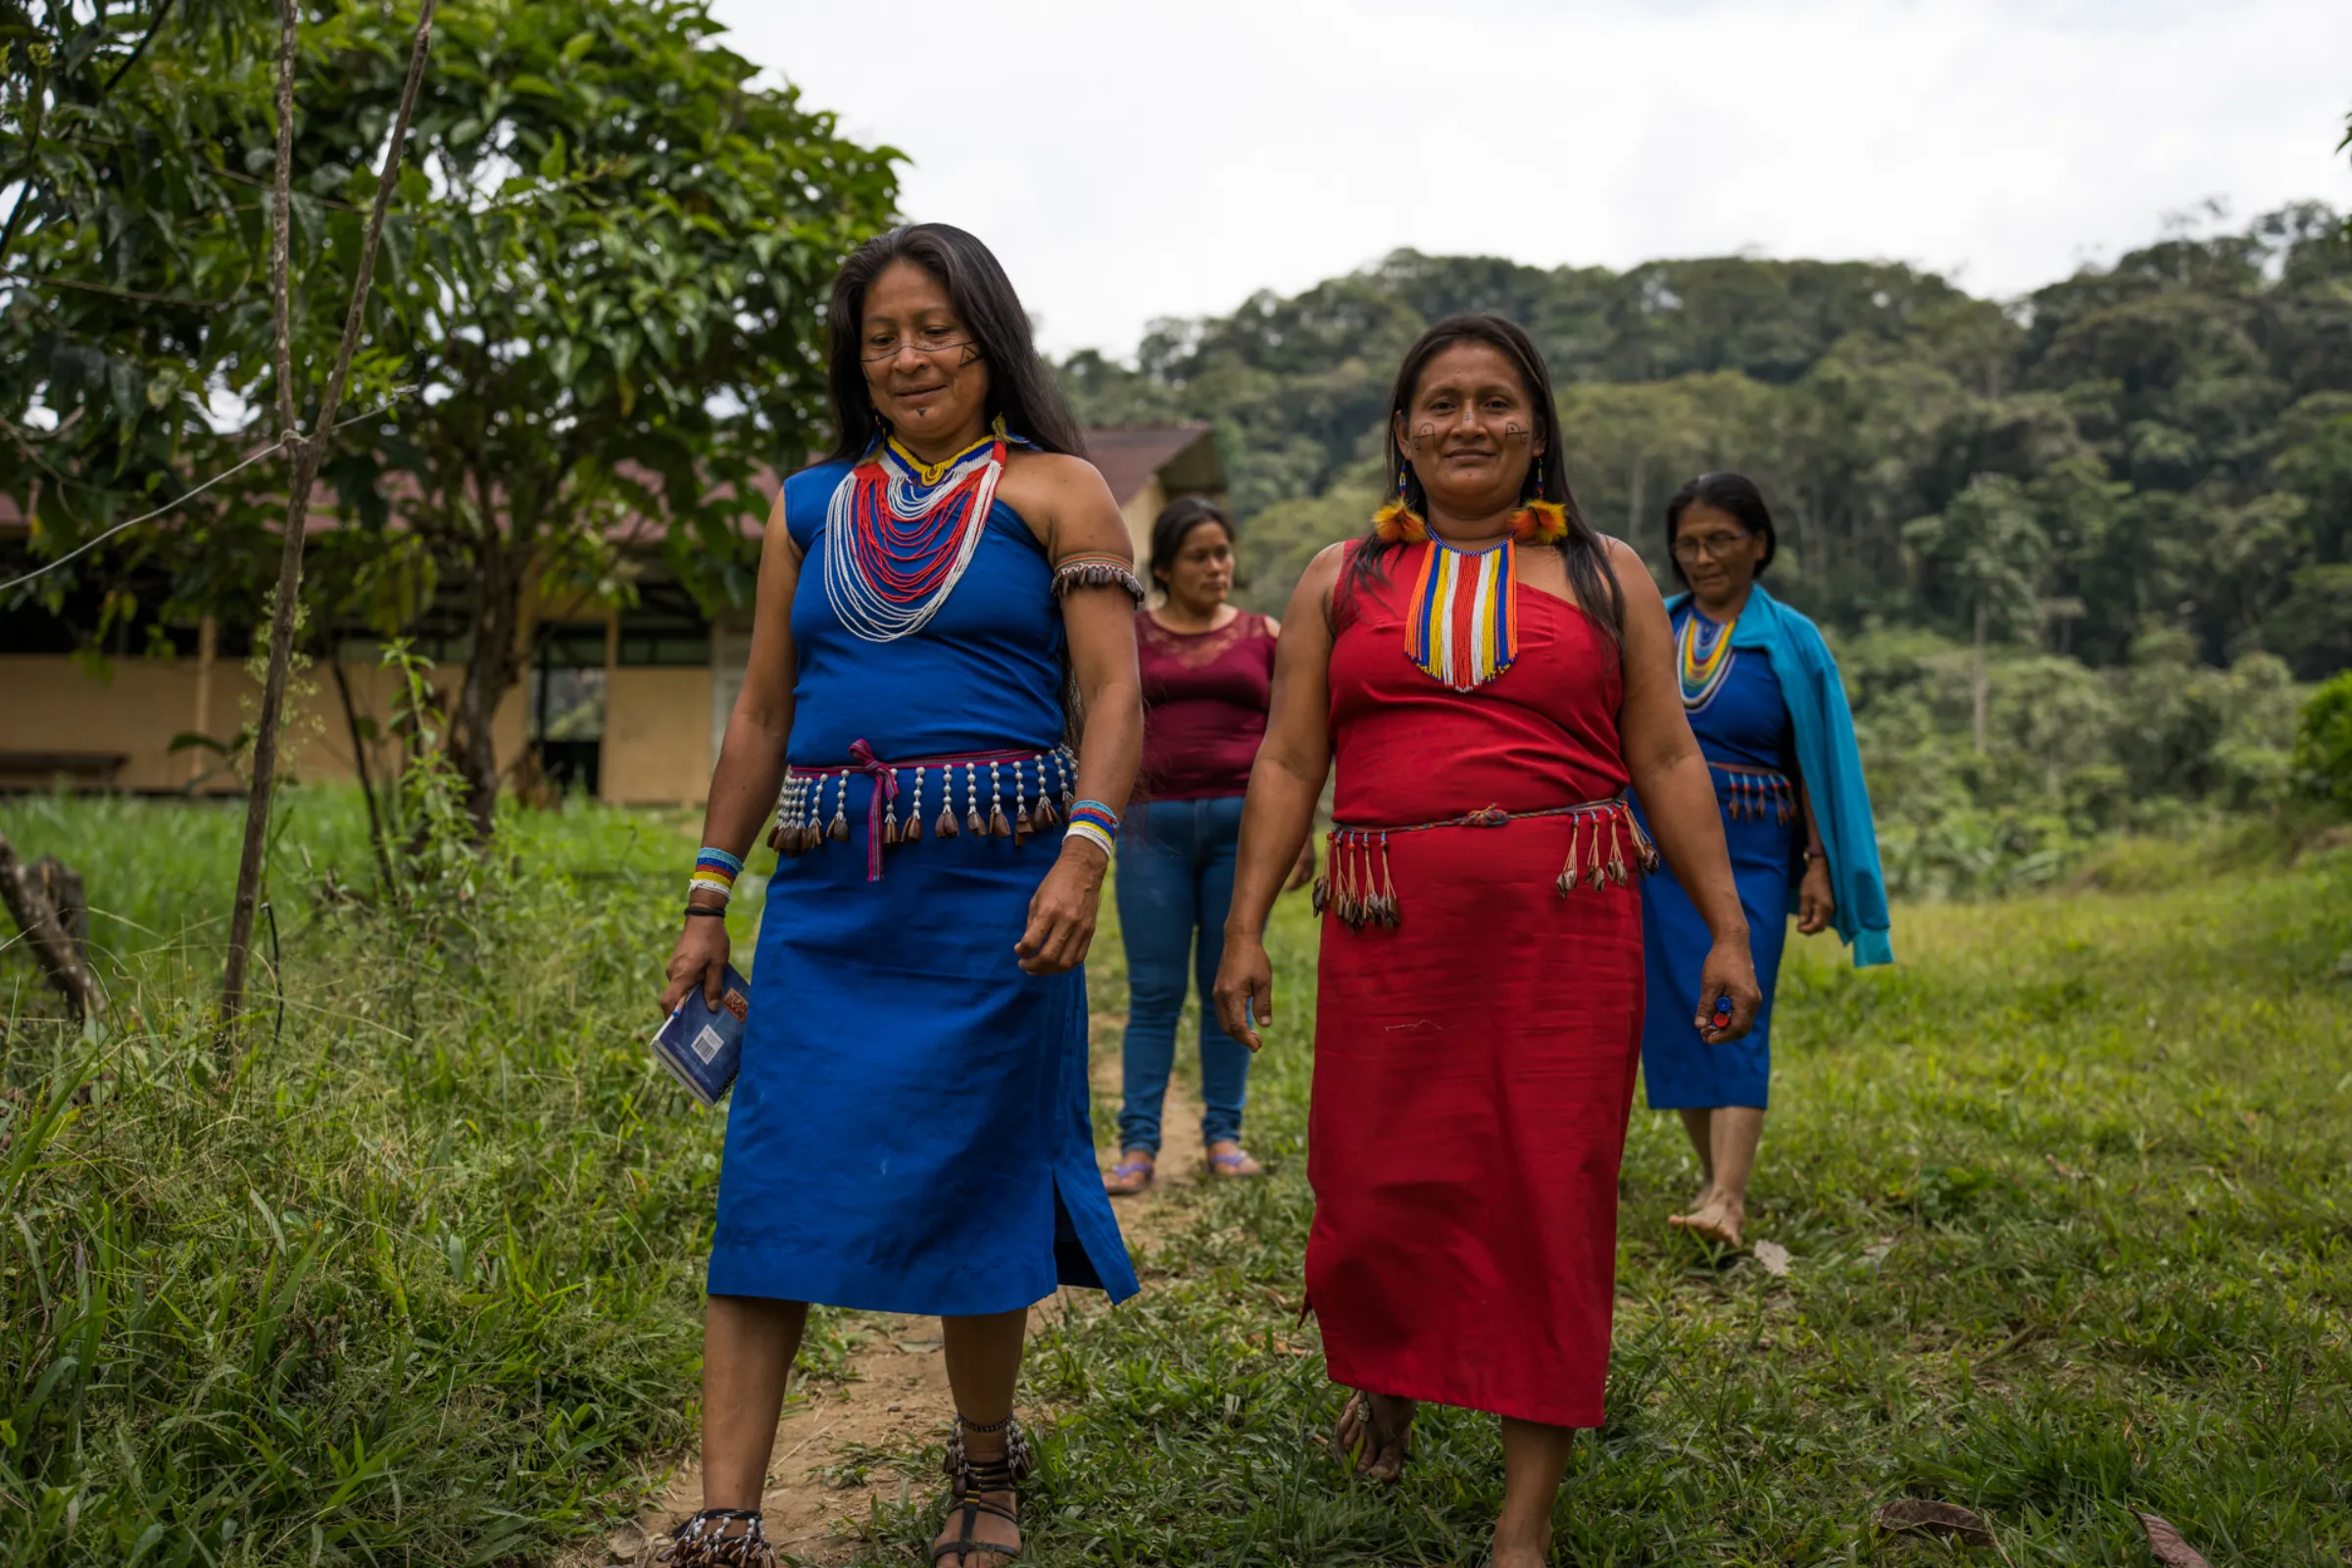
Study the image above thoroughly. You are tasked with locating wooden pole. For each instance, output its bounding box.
[190,613,217,785]
[0,828,103,1019]
[219,0,439,1032]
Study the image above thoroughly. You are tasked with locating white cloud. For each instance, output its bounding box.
[710,0,2352,357]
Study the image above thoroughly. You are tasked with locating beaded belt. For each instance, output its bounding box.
[1314,796,1658,930]
[769,741,1078,882]
[1712,761,1795,823]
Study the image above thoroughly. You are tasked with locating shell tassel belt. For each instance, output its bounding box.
[1313,796,1658,930]
[769,742,1079,881]
[1712,761,1796,823]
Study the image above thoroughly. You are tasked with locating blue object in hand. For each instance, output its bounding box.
[651,963,751,1106]
[1711,993,1734,1031]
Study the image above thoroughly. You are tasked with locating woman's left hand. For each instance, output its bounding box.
[1694,935,1763,1043]
[1796,858,1836,935]
[1016,845,1106,974]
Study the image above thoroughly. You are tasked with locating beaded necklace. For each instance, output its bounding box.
[1677,607,1738,710]
[1403,534,1521,692]
[822,419,1036,644]
[1381,500,1567,693]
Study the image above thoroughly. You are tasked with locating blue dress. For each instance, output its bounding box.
[706,460,1140,1315]
[1636,605,1799,1110]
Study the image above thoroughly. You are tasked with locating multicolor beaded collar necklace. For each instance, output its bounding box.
[1677,607,1739,710]
[1374,497,1569,692]
[822,417,1037,644]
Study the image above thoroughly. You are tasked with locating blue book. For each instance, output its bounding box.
[650,963,750,1107]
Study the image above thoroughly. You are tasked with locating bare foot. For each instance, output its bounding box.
[1492,1537,1550,1568]
[1669,1192,1745,1249]
[1333,1390,1416,1483]
[1104,1149,1154,1197]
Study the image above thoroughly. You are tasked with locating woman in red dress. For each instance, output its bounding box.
[1213,315,1761,1567]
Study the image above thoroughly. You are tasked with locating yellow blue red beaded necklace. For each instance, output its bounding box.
[1376,496,1568,692]
[1677,606,1738,710]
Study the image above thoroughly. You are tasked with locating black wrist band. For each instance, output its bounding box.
[683,906,728,918]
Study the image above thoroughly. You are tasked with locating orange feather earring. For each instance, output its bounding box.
[1511,456,1569,543]
[1374,460,1427,542]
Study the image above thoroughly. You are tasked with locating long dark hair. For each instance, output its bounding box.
[1348,314,1624,644]
[1149,496,1236,591]
[822,223,1087,463]
[1662,471,1779,588]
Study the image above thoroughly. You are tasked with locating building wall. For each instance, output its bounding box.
[604,666,712,806]
[0,654,524,794]
[1118,475,1168,574]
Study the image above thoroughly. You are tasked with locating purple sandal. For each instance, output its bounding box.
[1104,1152,1154,1197]
[1206,1146,1262,1179]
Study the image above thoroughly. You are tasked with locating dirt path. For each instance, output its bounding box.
[588,1013,1207,1567]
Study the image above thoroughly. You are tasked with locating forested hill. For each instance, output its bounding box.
[1059,204,2352,679]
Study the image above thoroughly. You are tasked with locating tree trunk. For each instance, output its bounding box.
[329,657,397,892]
[1972,596,1989,755]
[0,829,103,1018]
[451,529,527,838]
[221,434,324,1024]
[219,0,437,1034]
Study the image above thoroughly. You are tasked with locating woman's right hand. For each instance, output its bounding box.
[661,914,732,1014]
[1212,932,1273,1053]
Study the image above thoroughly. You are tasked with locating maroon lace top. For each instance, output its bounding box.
[1136,610,1278,801]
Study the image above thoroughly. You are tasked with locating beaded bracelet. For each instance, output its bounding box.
[1067,799,1119,838]
[1065,819,1117,862]
[690,846,744,903]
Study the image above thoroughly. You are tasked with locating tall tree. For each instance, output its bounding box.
[4,0,901,839]
[1904,473,2049,752]
[312,0,898,829]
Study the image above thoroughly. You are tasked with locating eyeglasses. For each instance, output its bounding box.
[860,336,978,365]
[1671,529,1754,562]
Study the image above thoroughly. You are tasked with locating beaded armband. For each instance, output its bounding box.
[1052,554,1146,606]
[690,847,743,903]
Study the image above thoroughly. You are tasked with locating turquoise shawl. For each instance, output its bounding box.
[1666,582,1894,968]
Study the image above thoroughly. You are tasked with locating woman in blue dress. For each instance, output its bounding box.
[1638,472,1893,1248]
[657,224,1146,1567]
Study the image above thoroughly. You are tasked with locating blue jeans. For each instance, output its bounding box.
[1114,795,1251,1153]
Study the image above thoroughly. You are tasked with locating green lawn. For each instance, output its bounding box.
[3,791,2347,1565]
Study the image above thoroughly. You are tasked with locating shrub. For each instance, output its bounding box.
[2293,669,2352,810]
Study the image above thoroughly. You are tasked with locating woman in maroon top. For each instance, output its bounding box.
[1104,498,1287,1194]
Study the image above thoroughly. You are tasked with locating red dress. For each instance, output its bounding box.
[1307,541,1646,1429]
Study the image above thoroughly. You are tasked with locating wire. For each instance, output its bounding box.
[0,394,408,596]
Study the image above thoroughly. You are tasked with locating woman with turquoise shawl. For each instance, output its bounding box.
[1635,472,1891,1248]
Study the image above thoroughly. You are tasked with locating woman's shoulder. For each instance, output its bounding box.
[1002,448,1119,512]
[780,458,857,548]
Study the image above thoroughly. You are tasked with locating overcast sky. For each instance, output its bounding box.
[709,0,2352,360]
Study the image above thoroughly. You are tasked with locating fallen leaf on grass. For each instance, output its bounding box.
[1874,1498,1995,1546]
[2045,1153,2085,1181]
[605,1523,648,1563]
[1752,1240,1792,1277]
[894,1338,943,1353]
[2132,1512,2214,1567]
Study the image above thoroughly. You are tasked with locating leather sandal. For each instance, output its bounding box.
[933,1413,1032,1563]
[1104,1151,1154,1197]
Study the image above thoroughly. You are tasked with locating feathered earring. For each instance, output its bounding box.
[1511,455,1569,543]
[1374,460,1428,543]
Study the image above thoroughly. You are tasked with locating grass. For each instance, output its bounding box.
[3,789,2348,1564]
